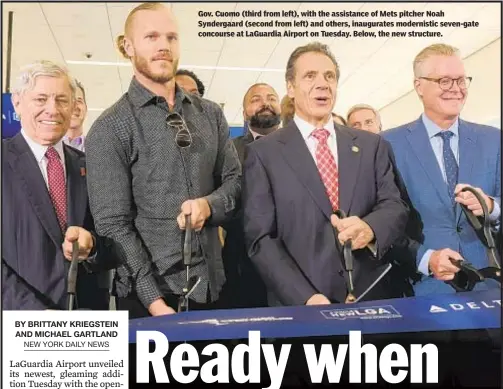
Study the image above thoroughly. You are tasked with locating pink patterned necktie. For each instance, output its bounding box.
[311,128,339,211]
[46,147,67,232]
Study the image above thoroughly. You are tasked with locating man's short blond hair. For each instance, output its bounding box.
[116,2,167,59]
[413,43,460,77]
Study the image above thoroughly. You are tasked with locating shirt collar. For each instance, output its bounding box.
[21,128,65,164]
[63,134,84,146]
[293,114,335,141]
[128,76,192,110]
[248,128,262,140]
[421,112,459,139]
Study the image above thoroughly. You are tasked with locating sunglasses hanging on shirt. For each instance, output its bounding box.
[166,111,192,148]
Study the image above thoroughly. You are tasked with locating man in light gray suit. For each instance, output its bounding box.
[85,3,241,318]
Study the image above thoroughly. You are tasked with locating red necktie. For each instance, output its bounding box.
[311,128,339,211]
[46,147,67,232]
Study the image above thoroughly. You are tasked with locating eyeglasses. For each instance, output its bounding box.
[419,76,472,91]
[166,111,192,148]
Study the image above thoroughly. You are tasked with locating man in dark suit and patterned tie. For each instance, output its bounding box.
[243,42,408,306]
[2,60,118,310]
[221,83,281,308]
[85,3,241,317]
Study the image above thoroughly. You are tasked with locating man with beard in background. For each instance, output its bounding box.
[221,83,281,308]
[234,83,281,161]
[85,3,241,317]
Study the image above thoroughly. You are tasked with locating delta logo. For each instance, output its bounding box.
[429,299,501,313]
[321,305,402,320]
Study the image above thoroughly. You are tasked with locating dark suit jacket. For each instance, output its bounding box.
[221,131,267,307]
[223,131,254,264]
[243,121,408,306]
[233,131,254,164]
[2,133,118,310]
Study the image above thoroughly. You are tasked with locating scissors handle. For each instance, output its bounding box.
[67,241,79,310]
[333,210,355,296]
[183,214,192,267]
[459,187,500,268]
[447,260,485,292]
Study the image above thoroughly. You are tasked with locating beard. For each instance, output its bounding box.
[248,107,281,135]
[134,54,179,84]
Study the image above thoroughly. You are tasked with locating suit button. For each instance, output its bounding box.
[457,226,463,233]
[338,270,344,277]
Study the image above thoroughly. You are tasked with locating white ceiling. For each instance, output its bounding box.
[2,2,501,129]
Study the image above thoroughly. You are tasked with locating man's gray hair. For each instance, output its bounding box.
[347,103,382,126]
[11,60,77,98]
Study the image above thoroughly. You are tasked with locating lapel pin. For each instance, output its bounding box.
[80,167,86,177]
[352,146,359,153]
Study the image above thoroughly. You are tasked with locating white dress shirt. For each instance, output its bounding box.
[21,129,67,188]
[294,114,338,166]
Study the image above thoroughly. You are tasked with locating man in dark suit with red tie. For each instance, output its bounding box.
[2,60,118,310]
[242,43,408,306]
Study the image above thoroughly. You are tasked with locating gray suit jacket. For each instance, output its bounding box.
[85,78,241,308]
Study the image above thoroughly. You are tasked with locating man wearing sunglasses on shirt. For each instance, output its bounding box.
[383,43,501,296]
[85,3,241,318]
